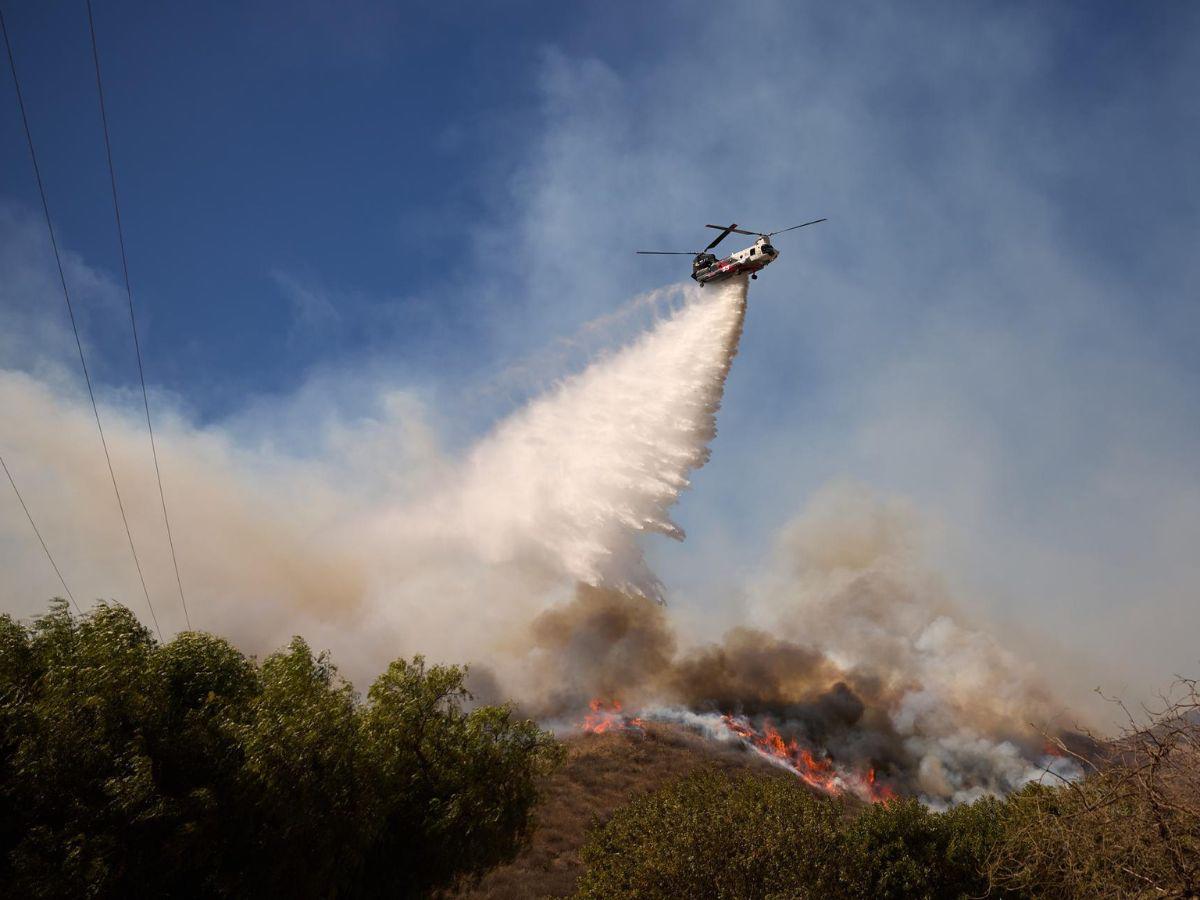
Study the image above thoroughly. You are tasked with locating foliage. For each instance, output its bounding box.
[575,769,846,899]
[5,600,1197,899]
[575,771,1015,900]
[987,680,1200,899]
[577,687,1200,900]
[0,600,561,898]
[841,796,1008,899]
[991,765,1200,898]
[359,656,564,895]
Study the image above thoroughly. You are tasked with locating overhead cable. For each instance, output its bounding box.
[1,5,161,639]
[1,453,80,613]
[86,0,189,629]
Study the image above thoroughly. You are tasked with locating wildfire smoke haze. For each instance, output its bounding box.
[529,573,1080,807]
[3,274,1079,806]
[466,274,1081,807]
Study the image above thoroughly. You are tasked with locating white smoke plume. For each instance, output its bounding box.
[748,483,1082,805]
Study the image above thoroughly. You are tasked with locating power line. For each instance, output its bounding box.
[1,454,80,613]
[1,6,161,640]
[86,0,189,630]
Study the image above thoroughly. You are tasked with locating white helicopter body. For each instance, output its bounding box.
[637,219,826,284]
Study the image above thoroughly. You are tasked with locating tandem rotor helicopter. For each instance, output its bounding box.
[636,218,826,285]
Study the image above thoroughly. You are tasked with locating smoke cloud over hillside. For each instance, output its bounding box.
[518,486,1077,806]
[2,275,1076,804]
[1,280,744,665]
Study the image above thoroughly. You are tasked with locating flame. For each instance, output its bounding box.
[720,713,895,803]
[573,702,895,802]
[864,767,898,803]
[579,699,646,735]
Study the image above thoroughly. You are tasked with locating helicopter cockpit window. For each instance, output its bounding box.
[750,247,756,256]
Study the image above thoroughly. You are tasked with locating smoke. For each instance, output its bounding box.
[2,272,1079,803]
[517,486,1080,806]
[527,583,1075,806]
[1,278,745,678]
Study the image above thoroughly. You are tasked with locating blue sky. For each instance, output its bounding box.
[2,1,584,410]
[2,1,1198,699]
[2,1,1195,409]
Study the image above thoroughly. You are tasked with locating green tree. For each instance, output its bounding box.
[0,601,561,898]
[145,629,261,892]
[938,795,1011,896]
[358,656,564,896]
[0,610,40,887]
[236,637,367,896]
[5,602,165,895]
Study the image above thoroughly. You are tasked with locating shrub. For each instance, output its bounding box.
[842,796,1009,899]
[991,774,1200,899]
[988,681,1200,899]
[575,769,846,899]
[577,742,1199,900]
[576,773,1016,900]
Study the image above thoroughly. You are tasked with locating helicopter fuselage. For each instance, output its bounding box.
[638,219,823,283]
[691,237,778,284]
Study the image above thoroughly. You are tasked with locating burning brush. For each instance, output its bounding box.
[530,582,1083,809]
[578,699,646,735]
[574,698,896,803]
[718,713,896,803]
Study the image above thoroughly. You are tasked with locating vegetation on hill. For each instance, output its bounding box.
[2,599,1196,898]
[452,724,797,900]
[576,681,1200,900]
[575,771,998,899]
[0,600,562,898]
[987,681,1200,899]
[576,770,846,898]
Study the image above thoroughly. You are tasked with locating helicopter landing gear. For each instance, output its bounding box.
[751,273,758,280]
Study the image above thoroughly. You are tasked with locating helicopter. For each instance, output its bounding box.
[636,219,826,284]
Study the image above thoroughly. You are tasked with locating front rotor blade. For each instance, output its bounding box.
[767,218,827,237]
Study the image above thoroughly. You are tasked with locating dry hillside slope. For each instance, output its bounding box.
[451,723,809,899]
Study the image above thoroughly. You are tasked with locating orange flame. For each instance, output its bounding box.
[720,713,895,803]
[864,767,898,803]
[574,702,895,802]
[579,699,645,735]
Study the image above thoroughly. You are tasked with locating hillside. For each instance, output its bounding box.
[452,724,807,899]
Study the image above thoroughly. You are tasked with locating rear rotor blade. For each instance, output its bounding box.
[700,224,758,241]
[767,218,827,237]
[636,250,702,255]
[702,223,739,251]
